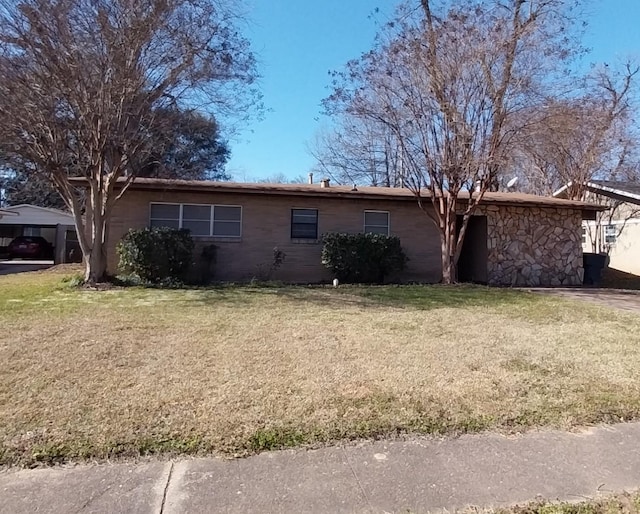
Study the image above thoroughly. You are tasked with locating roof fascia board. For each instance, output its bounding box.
[585,182,640,205]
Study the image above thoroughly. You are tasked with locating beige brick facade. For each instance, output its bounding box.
[108,189,443,283]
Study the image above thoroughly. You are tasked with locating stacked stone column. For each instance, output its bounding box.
[484,205,583,287]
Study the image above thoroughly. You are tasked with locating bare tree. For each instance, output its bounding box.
[254,172,307,184]
[326,0,581,283]
[515,63,639,197]
[309,118,405,188]
[0,0,259,283]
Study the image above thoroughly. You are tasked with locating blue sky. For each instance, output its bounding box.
[226,0,640,182]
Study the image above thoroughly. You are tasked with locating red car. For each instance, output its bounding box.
[7,236,54,260]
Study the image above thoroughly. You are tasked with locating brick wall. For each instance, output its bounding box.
[107,190,443,283]
[107,189,586,286]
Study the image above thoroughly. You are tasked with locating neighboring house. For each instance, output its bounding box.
[554,181,640,275]
[100,178,603,286]
[0,204,77,262]
[0,208,18,220]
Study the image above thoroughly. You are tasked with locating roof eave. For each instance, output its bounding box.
[585,181,640,205]
[68,177,604,210]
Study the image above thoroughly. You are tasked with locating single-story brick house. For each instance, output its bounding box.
[101,178,603,286]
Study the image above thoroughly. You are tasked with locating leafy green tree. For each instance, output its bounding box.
[1,107,232,209]
[138,107,231,181]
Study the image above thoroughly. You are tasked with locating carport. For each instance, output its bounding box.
[0,204,79,263]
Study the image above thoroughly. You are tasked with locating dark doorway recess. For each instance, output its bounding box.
[457,215,488,284]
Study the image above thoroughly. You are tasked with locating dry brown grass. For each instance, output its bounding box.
[2,271,640,466]
[485,491,640,513]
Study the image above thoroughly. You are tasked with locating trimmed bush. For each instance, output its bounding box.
[321,232,408,284]
[117,227,194,283]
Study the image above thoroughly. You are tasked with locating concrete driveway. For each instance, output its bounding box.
[530,287,640,313]
[0,259,54,276]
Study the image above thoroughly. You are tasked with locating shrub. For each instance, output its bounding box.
[117,227,194,283]
[321,232,408,284]
[252,246,287,283]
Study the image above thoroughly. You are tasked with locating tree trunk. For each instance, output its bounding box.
[84,246,107,284]
[440,202,458,285]
[440,236,457,284]
[82,182,109,285]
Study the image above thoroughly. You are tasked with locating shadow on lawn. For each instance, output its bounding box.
[180,283,545,312]
[601,267,640,290]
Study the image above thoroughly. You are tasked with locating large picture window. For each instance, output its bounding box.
[364,210,390,235]
[150,203,241,237]
[291,208,318,239]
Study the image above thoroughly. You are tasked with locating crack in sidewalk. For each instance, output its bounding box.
[341,447,374,513]
[159,461,175,514]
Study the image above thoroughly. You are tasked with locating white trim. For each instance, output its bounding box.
[363,210,390,236]
[585,181,640,203]
[552,184,569,197]
[583,218,640,227]
[554,181,640,203]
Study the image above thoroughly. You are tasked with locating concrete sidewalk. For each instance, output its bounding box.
[2,423,640,514]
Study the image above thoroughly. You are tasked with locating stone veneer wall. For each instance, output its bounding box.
[485,205,584,286]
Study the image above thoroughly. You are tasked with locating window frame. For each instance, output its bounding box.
[363,210,390,236]
[290,208,319,240]
[604,223,617,245]
[149,202,242,238]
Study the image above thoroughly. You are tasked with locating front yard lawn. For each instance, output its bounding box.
[2,268,640,466]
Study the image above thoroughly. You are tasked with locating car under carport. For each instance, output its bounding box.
[0,204,80,263]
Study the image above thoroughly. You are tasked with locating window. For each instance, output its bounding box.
[149,203,241,237]
[364,210,390,235]
[182,205,211,236]
[581,227,586,245]
[291,209,318,239]
[23,227,41,236]
[150,204,180,229]
[604,224,617,245]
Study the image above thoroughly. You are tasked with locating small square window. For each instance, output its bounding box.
[291,209,318,239]
[604,224,617,245]
[364,210,389,235]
